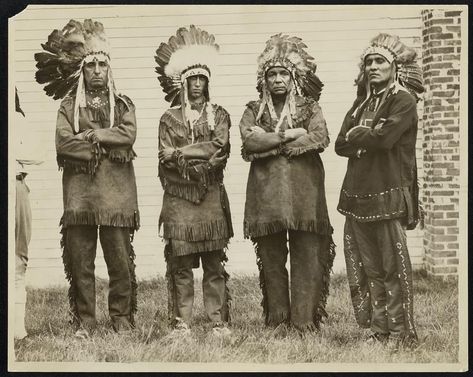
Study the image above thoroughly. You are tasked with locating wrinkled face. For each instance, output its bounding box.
[364,53,394,90]
[83,55,109,90]
[187,74,208,101]
[265,67,292,96]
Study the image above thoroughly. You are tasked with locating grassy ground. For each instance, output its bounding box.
[14,270,458,365]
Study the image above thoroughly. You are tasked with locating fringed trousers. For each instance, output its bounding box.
[65,225,135,331]
[254,230,332,331]
[166,248,230,325]
[343,218,417,341]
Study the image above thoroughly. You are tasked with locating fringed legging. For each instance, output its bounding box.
[253,230,335,332]
[62,225,137,331]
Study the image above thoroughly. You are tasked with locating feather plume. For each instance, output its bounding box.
[155,25,220,105]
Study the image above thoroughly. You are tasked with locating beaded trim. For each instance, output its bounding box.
[338,207,405,221]
[345,234,368,317]
[342,187,403,199]
[396,241,415,331]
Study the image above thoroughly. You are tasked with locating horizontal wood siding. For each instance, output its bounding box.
[10,5,424,287]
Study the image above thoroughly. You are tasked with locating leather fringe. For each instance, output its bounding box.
[160,175,207,204]
[62,209,139,230]
[244,219,333,239]
[57,156,99,176]
[312,236,336,328]
[164,244,178,322]
[170,238,229,256]
[128,231,138,325]
[60,222,80,326]
[253,240,270,325]
[162,218,230,242]
[282,141,328,158]
[220,250,232,323]
[241,146,282,162]
[109,148,137,163]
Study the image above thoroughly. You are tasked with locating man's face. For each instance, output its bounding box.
[364,53,393,89]
[83,56,109,90]
[265,67,292,96]
[187,75,208,101]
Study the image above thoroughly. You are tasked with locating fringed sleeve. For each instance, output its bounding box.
[241,145,283,162]
[239,103,285,159]
[56,97,99,174]
[282,101,330,158]
[158,110,227,203]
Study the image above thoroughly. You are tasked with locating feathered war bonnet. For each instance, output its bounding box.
[155,25,220,133]
[34,19,117,132]
[255,33,323,130]
[355,33,425,101]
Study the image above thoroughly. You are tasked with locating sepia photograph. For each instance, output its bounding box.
[8,4,468,373]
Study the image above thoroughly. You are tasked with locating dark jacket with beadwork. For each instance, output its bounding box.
[158,104,233,256]
[335,88,420,230]
[240,95,333,239]
[56,94,139,230]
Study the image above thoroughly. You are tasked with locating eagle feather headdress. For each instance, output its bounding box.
[356,33,424,100]
[155,25,219,107]
[34,19,111,100]
[254,34,323,130]
[256,33,323,102]
[35,19,118,133]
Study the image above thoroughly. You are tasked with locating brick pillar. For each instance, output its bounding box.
[421,9,461,276]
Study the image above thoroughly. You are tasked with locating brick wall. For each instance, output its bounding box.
[421,9,461,276]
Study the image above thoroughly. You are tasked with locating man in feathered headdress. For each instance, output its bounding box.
[335,33,424,349]
[35,19,140,338]
[155,25,233,336]
[239,34,335,333]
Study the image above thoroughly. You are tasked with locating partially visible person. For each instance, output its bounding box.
[335,33,424,349]
[14,88,44,340]
[35,19,140,338]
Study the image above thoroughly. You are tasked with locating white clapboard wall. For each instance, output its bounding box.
[11,5,425,287]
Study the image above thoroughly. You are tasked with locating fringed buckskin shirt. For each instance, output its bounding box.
[158,104,233,256]
[56,94,140,230]
[335,88,420,230]
[240,95,333,239]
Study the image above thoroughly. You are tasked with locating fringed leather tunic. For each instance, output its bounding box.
[56,94,140,230]
[158,104,233,256]
[240,95,333,239]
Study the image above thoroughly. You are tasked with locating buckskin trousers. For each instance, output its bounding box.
[166,249,230,324]
[254,230,330,331]
[343,217,417,339]
[66,225,134,331]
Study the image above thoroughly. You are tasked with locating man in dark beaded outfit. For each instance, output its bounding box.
[335,33,425,348]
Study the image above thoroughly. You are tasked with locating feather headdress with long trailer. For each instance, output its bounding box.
[34,19,118,132]
[355,33,424,101]
[254,33,323,129]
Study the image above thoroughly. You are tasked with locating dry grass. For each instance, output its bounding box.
[14,271,458,366]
